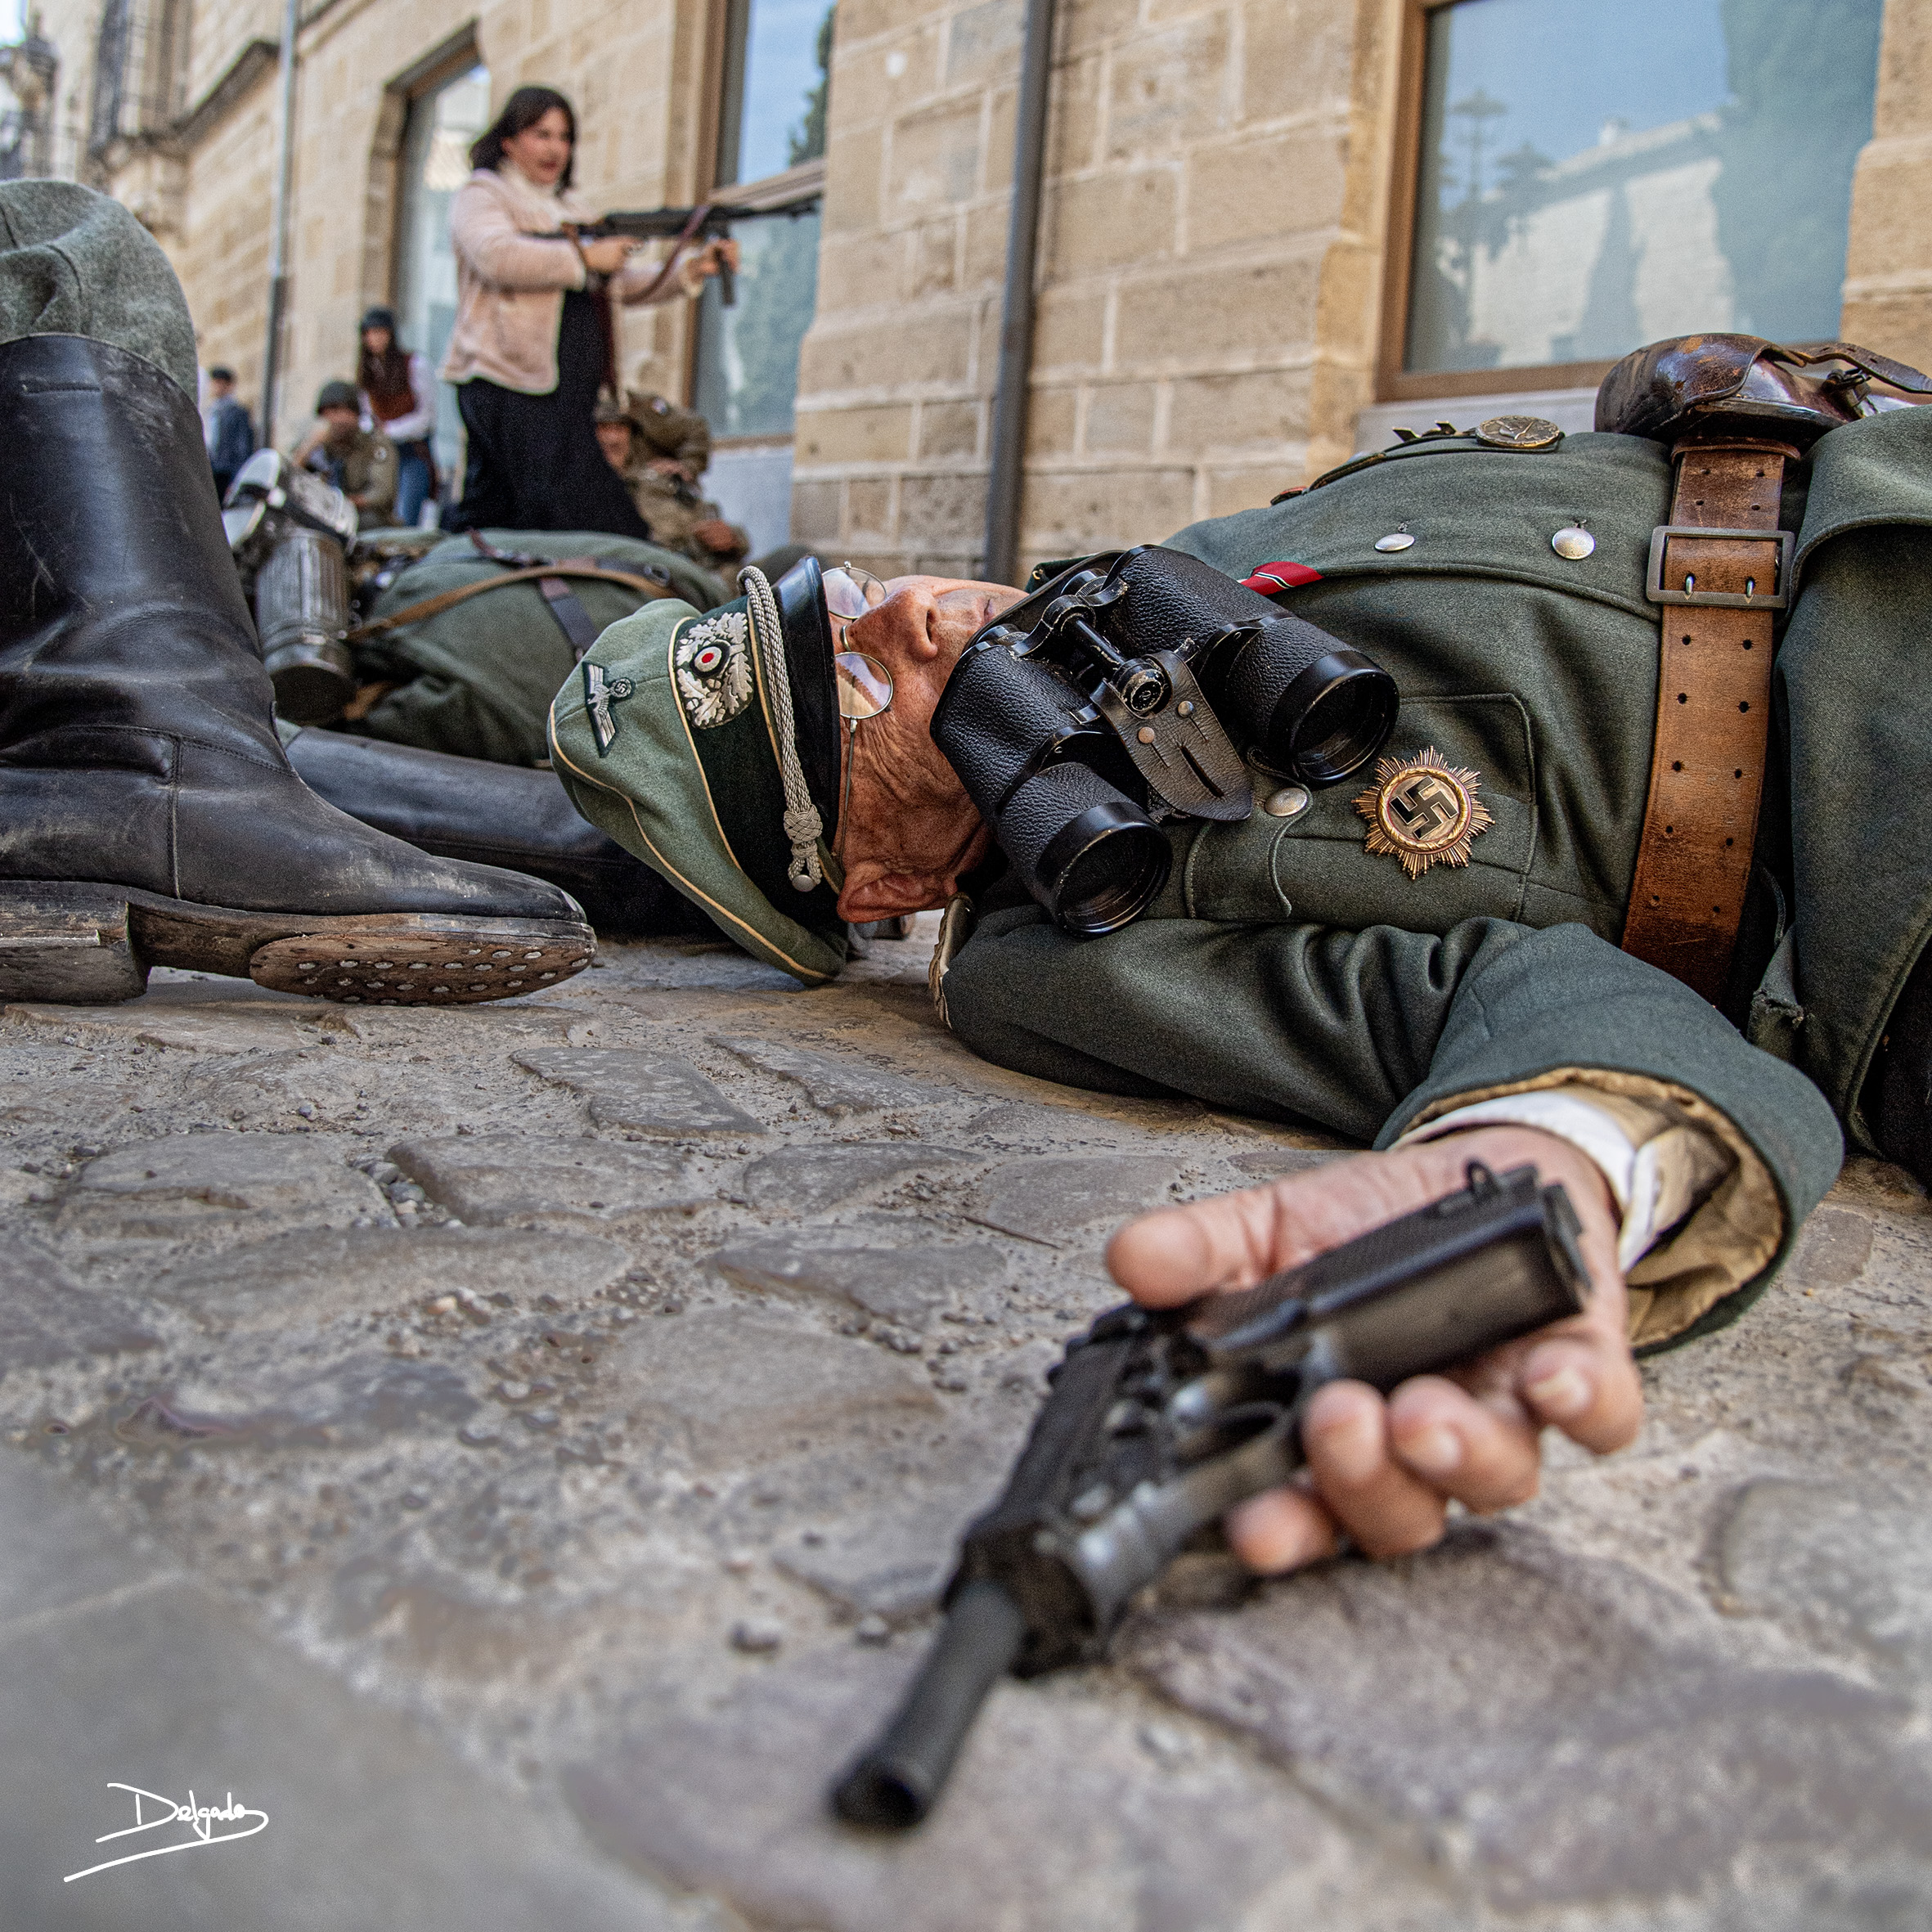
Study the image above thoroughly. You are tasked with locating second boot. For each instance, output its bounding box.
[0,334,594,1006]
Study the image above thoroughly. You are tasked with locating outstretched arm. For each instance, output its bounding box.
[942,908,1842,1350]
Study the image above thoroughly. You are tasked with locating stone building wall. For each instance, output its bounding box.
[791,0,1388,582]
[18,0,1932,568]
[29,0,709,436]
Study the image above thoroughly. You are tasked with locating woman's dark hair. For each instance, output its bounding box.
[469,86,577,186]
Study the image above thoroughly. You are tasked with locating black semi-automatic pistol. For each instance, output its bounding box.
[830,1159,1587,1830]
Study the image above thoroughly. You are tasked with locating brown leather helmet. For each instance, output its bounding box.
[1596,334,1932,448]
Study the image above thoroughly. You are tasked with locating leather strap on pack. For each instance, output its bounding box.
[1621,435,1796,1001]
[344,561,672,650]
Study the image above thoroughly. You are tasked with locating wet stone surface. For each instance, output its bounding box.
[1,920,1929,1929]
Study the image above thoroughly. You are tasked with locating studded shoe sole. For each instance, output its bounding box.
[0,881,594,1006]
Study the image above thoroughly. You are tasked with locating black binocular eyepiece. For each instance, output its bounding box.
[932,546,1397,936]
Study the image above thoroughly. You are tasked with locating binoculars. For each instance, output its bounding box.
[223,450,361,725]
[932,546,1397,933]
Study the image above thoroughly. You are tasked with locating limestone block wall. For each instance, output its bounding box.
[29,0,709,432]
[1843,0,1932,368]
[791,0,1381,582]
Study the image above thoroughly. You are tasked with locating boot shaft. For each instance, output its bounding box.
[0,333,280,766]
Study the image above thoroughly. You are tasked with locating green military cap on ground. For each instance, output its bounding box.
[547,557,850,983]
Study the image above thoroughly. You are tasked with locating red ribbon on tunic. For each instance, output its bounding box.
[1241,561,1323,594]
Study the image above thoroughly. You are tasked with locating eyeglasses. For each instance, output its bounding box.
[824,563,887,638]
[824,564,894,722]
[824,564,894,856]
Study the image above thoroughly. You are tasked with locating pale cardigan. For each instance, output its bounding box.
[440,167,698,396]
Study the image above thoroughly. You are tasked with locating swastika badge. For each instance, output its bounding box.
[1354,748,1494,879]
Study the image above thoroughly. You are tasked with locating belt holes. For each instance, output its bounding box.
[1738,699,1750,712]
[1649,894,1661,906]
[1713,903,1722,914]
[1742,639,1753,649]
[1682,634,1692,645]
[1724,836,1735,847]
[1665,824,1674,833]
[1678,692,1689,703]
[1672,760,1684,771]
[1733,766,1743,777]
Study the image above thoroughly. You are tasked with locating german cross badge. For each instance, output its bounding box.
[1354,748,1494,878]
[582,660,638,756]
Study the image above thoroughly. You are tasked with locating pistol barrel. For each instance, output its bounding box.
[830,1579,1027,1829]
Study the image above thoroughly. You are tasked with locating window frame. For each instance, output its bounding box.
[683,0,828,435]
[1377,0,1621,404]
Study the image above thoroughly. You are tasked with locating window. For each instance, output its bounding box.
[692,0,831,443]
[392,63,490,487]
[1386,0,1886,399]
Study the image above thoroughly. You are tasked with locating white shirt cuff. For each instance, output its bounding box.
[1395,1089,1727,1274]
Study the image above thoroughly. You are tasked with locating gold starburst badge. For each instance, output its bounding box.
[1354,748,1494,879]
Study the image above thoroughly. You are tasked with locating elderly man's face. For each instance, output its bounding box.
[832,573,1023,922]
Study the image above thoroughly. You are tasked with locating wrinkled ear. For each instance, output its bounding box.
[837,869,952,921]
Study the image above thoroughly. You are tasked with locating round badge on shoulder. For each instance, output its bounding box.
[1475,415,1563,452]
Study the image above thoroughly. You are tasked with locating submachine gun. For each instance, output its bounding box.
[830,1160,1588,1830]
[573,188,823,305]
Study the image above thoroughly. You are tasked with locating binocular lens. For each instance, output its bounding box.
[999,762,1170,937]
[1278,654,1402,784]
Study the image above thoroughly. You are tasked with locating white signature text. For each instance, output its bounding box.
[64,1782,269,1881]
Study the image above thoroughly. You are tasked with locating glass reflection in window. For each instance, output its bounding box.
[1404,0,1885,376]
[718,0,833,187]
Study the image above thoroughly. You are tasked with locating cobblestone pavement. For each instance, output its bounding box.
[3,919,1930,1930]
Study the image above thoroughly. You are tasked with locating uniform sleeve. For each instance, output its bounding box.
[940,908,1843,1349]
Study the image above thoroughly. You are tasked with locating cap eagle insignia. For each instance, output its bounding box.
[673,611,755,730]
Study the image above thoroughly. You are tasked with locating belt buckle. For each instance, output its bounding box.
[1645,525,1794,610]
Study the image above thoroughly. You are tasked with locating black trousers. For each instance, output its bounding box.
[447,288,652,541]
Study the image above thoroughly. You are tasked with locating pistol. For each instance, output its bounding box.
[830,1159,1587,1830]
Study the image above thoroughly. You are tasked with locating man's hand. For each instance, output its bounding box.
[1105,1126,1642,1573]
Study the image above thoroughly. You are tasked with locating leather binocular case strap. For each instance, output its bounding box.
[1620,435,1796,1003]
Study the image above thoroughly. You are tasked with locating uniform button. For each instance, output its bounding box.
[1262,784,1311,819]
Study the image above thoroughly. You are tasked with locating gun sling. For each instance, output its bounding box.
[1622,435,1795,1002]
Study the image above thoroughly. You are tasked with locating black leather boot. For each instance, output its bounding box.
[0,335,594,1006]
[282,729,709,939]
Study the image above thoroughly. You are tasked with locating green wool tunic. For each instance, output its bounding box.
[941,417,1932,1347]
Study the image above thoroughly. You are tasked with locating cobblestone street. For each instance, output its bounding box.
[3,921,1930,1929]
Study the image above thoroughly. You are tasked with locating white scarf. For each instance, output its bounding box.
[487,158,595,232]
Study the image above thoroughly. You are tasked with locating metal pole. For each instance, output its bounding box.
[259,0,300,450]
[981,0,1056,586]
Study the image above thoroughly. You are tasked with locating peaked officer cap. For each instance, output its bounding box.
[548,558,850,984]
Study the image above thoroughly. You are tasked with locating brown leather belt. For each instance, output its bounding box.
[1620,434,1797,1002]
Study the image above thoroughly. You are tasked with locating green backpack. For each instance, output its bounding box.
[352,529,730,767]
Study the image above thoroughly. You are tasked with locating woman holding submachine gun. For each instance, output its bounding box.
[440,84,736,538]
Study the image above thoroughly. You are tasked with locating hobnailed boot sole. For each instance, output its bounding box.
[0,882,594,1007]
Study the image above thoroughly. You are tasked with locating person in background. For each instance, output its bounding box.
[439,84,735,538]
[357,306,436,527]
[593,389,749,571]
[290,379,397,528]
[203,364,254,497]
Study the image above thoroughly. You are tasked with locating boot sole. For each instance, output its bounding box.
[0,881,594,1007]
